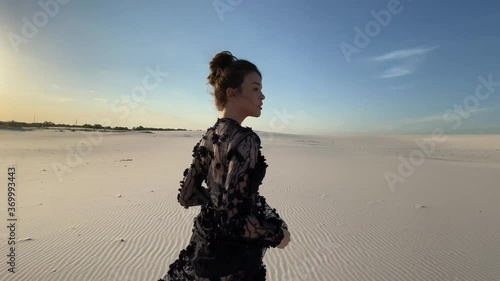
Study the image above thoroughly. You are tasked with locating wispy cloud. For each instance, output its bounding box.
[45,96,74,103]
[391,85,408,90]
[94,97,108,103]
[373,45,439,79]
[399,107,493,125]
[399,114,442,125]
[380,67,413,78]
[56,97,74,102]
[372,46,439,62]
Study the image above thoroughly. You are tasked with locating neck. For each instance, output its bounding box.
[219,109,246,125]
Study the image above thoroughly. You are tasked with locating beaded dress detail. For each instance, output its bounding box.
[158,118,287,281]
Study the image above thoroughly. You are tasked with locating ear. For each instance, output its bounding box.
[226,87,238,98]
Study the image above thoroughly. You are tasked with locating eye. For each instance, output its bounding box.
[254,88,259,91]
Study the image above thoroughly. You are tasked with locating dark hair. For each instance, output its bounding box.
[207,51,262,111]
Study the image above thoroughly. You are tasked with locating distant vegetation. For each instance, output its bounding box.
[0,120,195,132]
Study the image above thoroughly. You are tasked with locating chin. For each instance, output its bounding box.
[247,107,262,118]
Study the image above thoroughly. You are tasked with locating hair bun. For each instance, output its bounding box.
[208,51,237,86]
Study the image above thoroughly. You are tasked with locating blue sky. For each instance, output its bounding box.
[1,0,500,136]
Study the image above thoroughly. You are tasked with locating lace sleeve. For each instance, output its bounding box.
[223,133,284,247]
[178,140,210,208]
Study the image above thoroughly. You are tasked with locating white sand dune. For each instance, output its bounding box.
[0,129,499,281]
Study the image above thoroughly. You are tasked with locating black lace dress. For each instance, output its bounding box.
[158,118,288,281]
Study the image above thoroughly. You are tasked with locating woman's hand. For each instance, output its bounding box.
[277,228,291,249]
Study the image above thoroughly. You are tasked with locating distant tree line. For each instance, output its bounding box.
[130,125,189,131]
[0,120,188,131]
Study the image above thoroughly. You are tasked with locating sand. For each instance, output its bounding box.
[0,128,499,281]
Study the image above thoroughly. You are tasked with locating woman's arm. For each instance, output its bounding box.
[178,140,210,208]
[223,133,284,247]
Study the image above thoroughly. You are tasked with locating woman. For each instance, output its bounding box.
[158,51,291,281]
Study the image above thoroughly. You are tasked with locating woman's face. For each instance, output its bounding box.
[230,71,265,117]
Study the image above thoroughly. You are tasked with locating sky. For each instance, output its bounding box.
[1,0,500,136]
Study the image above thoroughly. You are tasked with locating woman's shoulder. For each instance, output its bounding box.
[204,119,262,149]
[231,128,261,148]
